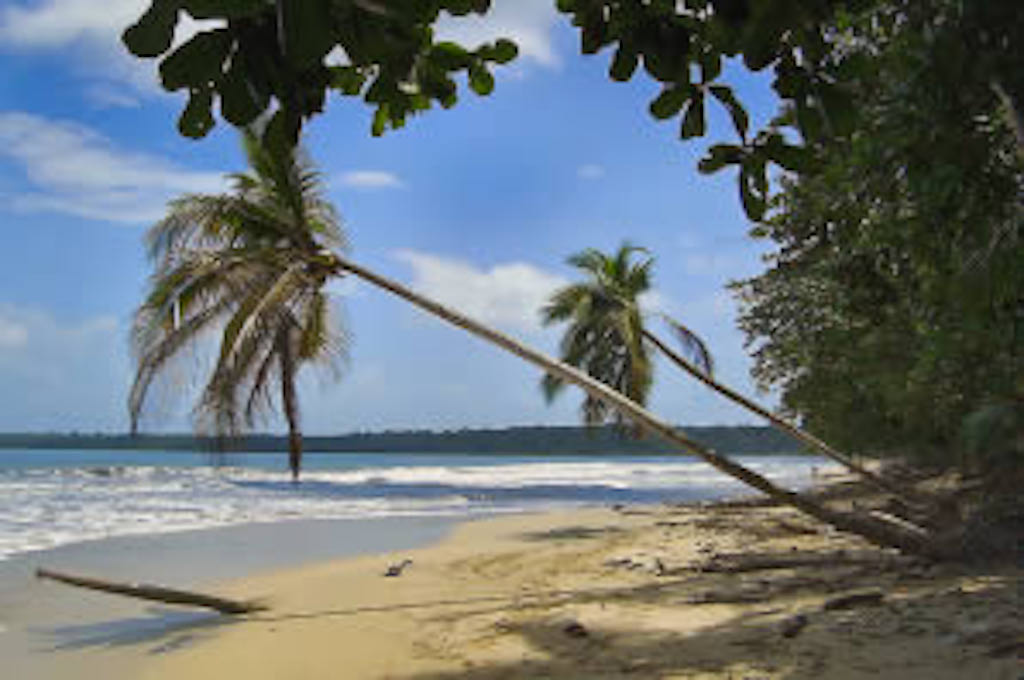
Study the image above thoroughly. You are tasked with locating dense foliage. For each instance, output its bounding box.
[732,1,1023,479]
[122,0,938,220]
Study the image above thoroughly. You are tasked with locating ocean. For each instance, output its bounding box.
[0,449,831,562]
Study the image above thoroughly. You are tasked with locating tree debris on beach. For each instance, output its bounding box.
[36,568,267,615]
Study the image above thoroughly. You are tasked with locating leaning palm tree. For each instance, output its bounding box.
[540,244,712,429]
[330,257,943,558]
[130,132,347,481]
[541,243,896,492]
[131,138,943,557]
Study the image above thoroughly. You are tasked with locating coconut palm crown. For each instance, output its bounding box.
[542,243,898,496]
[541,243,713,427]
[129,132,348,480]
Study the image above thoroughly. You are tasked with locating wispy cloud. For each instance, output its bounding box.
[395,250,568,333]
[0,0,142,48]
[437,0,561,68]
[0,316,29,349]
[84,83,141,109]
[336,170,405,190]
[0,111,226,224]
[0,304,128,431]
[0,0,217,93]
[577,164,605,180]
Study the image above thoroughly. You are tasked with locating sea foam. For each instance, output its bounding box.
[0,453,829,560]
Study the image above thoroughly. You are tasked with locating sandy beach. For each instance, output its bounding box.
[21,490,1019,680]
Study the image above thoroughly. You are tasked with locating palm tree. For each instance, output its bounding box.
[131,140,943,557]
[541,243,898,492]
[130,132,347,481]
[329,257,944,558]
[540,244,711,429]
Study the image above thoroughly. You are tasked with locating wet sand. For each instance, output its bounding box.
[0,515,460,679]
[5,501,1022,679]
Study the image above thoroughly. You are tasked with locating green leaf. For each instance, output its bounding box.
[697,144,743,174]
[486,39,518,64]
[123,0,180,58]
[580,12,608,54]
[649,86,688,120]
[764,135,811,173]
[609,44,639,82]
[264,108,301,153]
[818,84,857,136]
[468,64,495,96]
[178,88,215,138]
[680,91,706,139]
[329,66,367,95]
[432,42,472,70]
[159,29,232,91]
[709,84,749,140]
[699,50,722,83]
[371,105,389,136]
[740,7,785,71]
[219,57,266,127]
[795,99,823,142]
[181,0,264,20]
[280,0,335,69]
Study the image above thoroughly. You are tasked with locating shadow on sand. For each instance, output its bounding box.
[396,562,1022,680]
[40,607,236,655]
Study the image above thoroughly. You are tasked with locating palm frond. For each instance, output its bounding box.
[660,314,715,377]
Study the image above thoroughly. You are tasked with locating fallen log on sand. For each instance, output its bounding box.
[36,568,266,615]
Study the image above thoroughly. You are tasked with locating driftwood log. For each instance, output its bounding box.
[694,550,912,574]
[36,568,266,615]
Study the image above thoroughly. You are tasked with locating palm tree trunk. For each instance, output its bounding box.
[279,331,303,481]
[641,329,908,499]
[333,256,951,559]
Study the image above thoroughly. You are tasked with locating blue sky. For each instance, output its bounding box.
[0,0,782,435]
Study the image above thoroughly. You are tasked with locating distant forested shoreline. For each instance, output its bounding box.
[0,426,805,456]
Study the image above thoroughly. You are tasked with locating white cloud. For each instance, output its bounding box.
[0,304,128,431]
[0,111,227,224]
[0,0,218,94]
[577,164,605,179]
[395,250,568,333]
[0,0,142,48]
[437,0,561,67]
[336,170,405,190]
[84,83,141,109]
[0,317,29,349]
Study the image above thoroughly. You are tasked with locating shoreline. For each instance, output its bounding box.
[7,495,1022,679]
[0,514,465,680]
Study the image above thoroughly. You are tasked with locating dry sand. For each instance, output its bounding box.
[123,500,1023,680]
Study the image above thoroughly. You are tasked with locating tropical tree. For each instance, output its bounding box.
[329,256,944,558]
[131,136,949,557]
[130,132,348,481]
[539,244,711,428]
[540,243,891,490]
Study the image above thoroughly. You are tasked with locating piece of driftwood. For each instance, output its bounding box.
[822,590,885,611]
[694,550,907,574]
[36,568,266,615]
